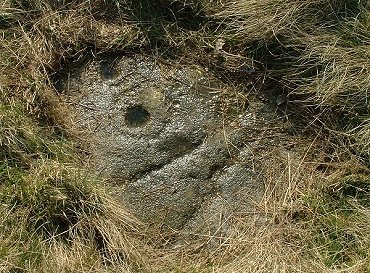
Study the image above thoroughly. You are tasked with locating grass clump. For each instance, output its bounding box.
[215,0,370,163]
[0,160,144,272]
[301,173,370,269]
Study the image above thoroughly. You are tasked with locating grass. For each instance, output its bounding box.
[1,0,370,272]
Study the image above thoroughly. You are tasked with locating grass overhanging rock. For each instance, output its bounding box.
[1,0,370,272]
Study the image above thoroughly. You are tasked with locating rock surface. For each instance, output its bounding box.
[62,55,282,231]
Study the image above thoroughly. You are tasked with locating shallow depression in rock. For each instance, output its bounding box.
[125,105,150,127]
[100,59,119,80]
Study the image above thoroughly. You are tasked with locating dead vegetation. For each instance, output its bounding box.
[1,0,370,272]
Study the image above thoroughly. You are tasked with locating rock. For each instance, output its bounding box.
[62,55,267,230]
